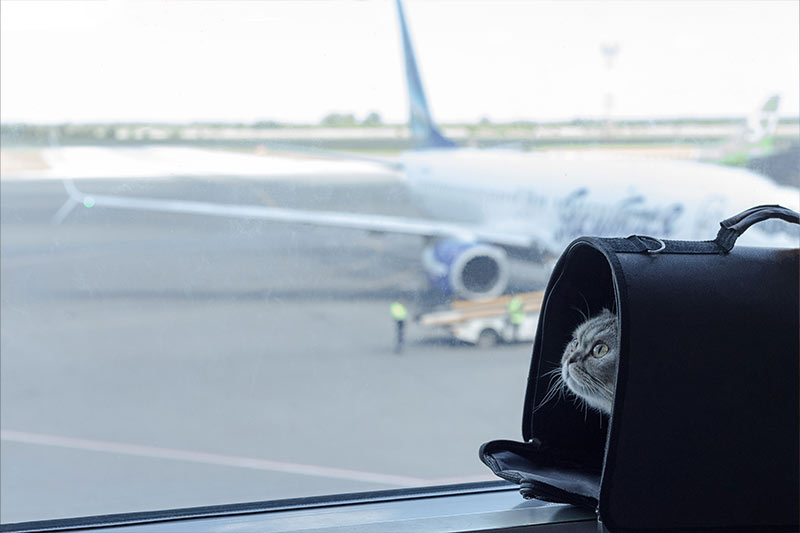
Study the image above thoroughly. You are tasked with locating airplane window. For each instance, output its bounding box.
[1,0,798,525]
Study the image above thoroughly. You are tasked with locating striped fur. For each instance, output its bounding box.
[559,308,618,414]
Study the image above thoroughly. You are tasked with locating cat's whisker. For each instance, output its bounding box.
[577,291,590,321]
[569,305,588,322]
[576,364,614,396]
[542,367,562,377]
[534,372,564,412]
[532,364,567,413]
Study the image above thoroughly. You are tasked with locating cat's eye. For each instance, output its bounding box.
[568,339,578,350]
[592,342,609,358]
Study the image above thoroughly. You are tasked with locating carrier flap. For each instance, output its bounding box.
[479,440,600,507]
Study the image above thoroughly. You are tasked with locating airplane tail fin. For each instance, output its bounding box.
[714,94,781,166]
[745,94,780,144]
[395,0,456,149]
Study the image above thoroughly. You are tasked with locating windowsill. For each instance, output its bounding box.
[1,481,597,533]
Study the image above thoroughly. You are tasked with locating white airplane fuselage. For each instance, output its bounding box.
[400,147,799,253]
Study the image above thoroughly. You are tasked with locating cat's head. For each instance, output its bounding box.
[561,308,618,414]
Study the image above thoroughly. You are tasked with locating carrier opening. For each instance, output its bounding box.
[526,244,617,473]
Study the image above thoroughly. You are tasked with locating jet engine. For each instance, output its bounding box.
[422,240,510,300]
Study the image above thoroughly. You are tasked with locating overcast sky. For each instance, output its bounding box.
[1,0,798,124]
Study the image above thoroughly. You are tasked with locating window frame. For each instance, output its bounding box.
[0,481,598,532]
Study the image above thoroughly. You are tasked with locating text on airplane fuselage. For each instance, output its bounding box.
[553,189,684,241]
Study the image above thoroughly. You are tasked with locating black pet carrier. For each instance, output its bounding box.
[480,205,799,532]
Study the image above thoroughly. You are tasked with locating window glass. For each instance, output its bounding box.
[1,0,798,523]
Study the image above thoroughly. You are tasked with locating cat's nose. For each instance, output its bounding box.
[567,353,580,365]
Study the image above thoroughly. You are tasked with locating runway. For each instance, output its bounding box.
[0,149,546,524]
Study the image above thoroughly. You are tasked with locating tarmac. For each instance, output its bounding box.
[0,150,548,524]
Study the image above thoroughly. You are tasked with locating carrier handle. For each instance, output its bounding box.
[714,204,800,252]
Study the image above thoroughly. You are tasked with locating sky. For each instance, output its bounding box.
[1,0,798,124]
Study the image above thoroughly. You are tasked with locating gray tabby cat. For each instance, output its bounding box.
[560,308,618,415]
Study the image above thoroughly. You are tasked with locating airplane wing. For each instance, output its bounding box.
[53,178,536,249]
[253,140,404,171]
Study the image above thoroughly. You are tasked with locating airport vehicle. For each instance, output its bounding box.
[53,0,799,301]
[418,292,542,347]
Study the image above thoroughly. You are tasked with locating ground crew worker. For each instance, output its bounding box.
[390,300,408,353]
[507,295,524,341]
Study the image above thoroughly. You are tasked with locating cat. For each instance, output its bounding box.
[558,308,618,415]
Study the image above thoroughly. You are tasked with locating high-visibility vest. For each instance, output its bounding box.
[508,297,524,324]
[391,302,408,321]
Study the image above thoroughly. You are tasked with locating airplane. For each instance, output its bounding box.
[53,0,799,301]
[700,94,783,166]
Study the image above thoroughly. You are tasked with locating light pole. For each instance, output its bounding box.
[600,42,620,136]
